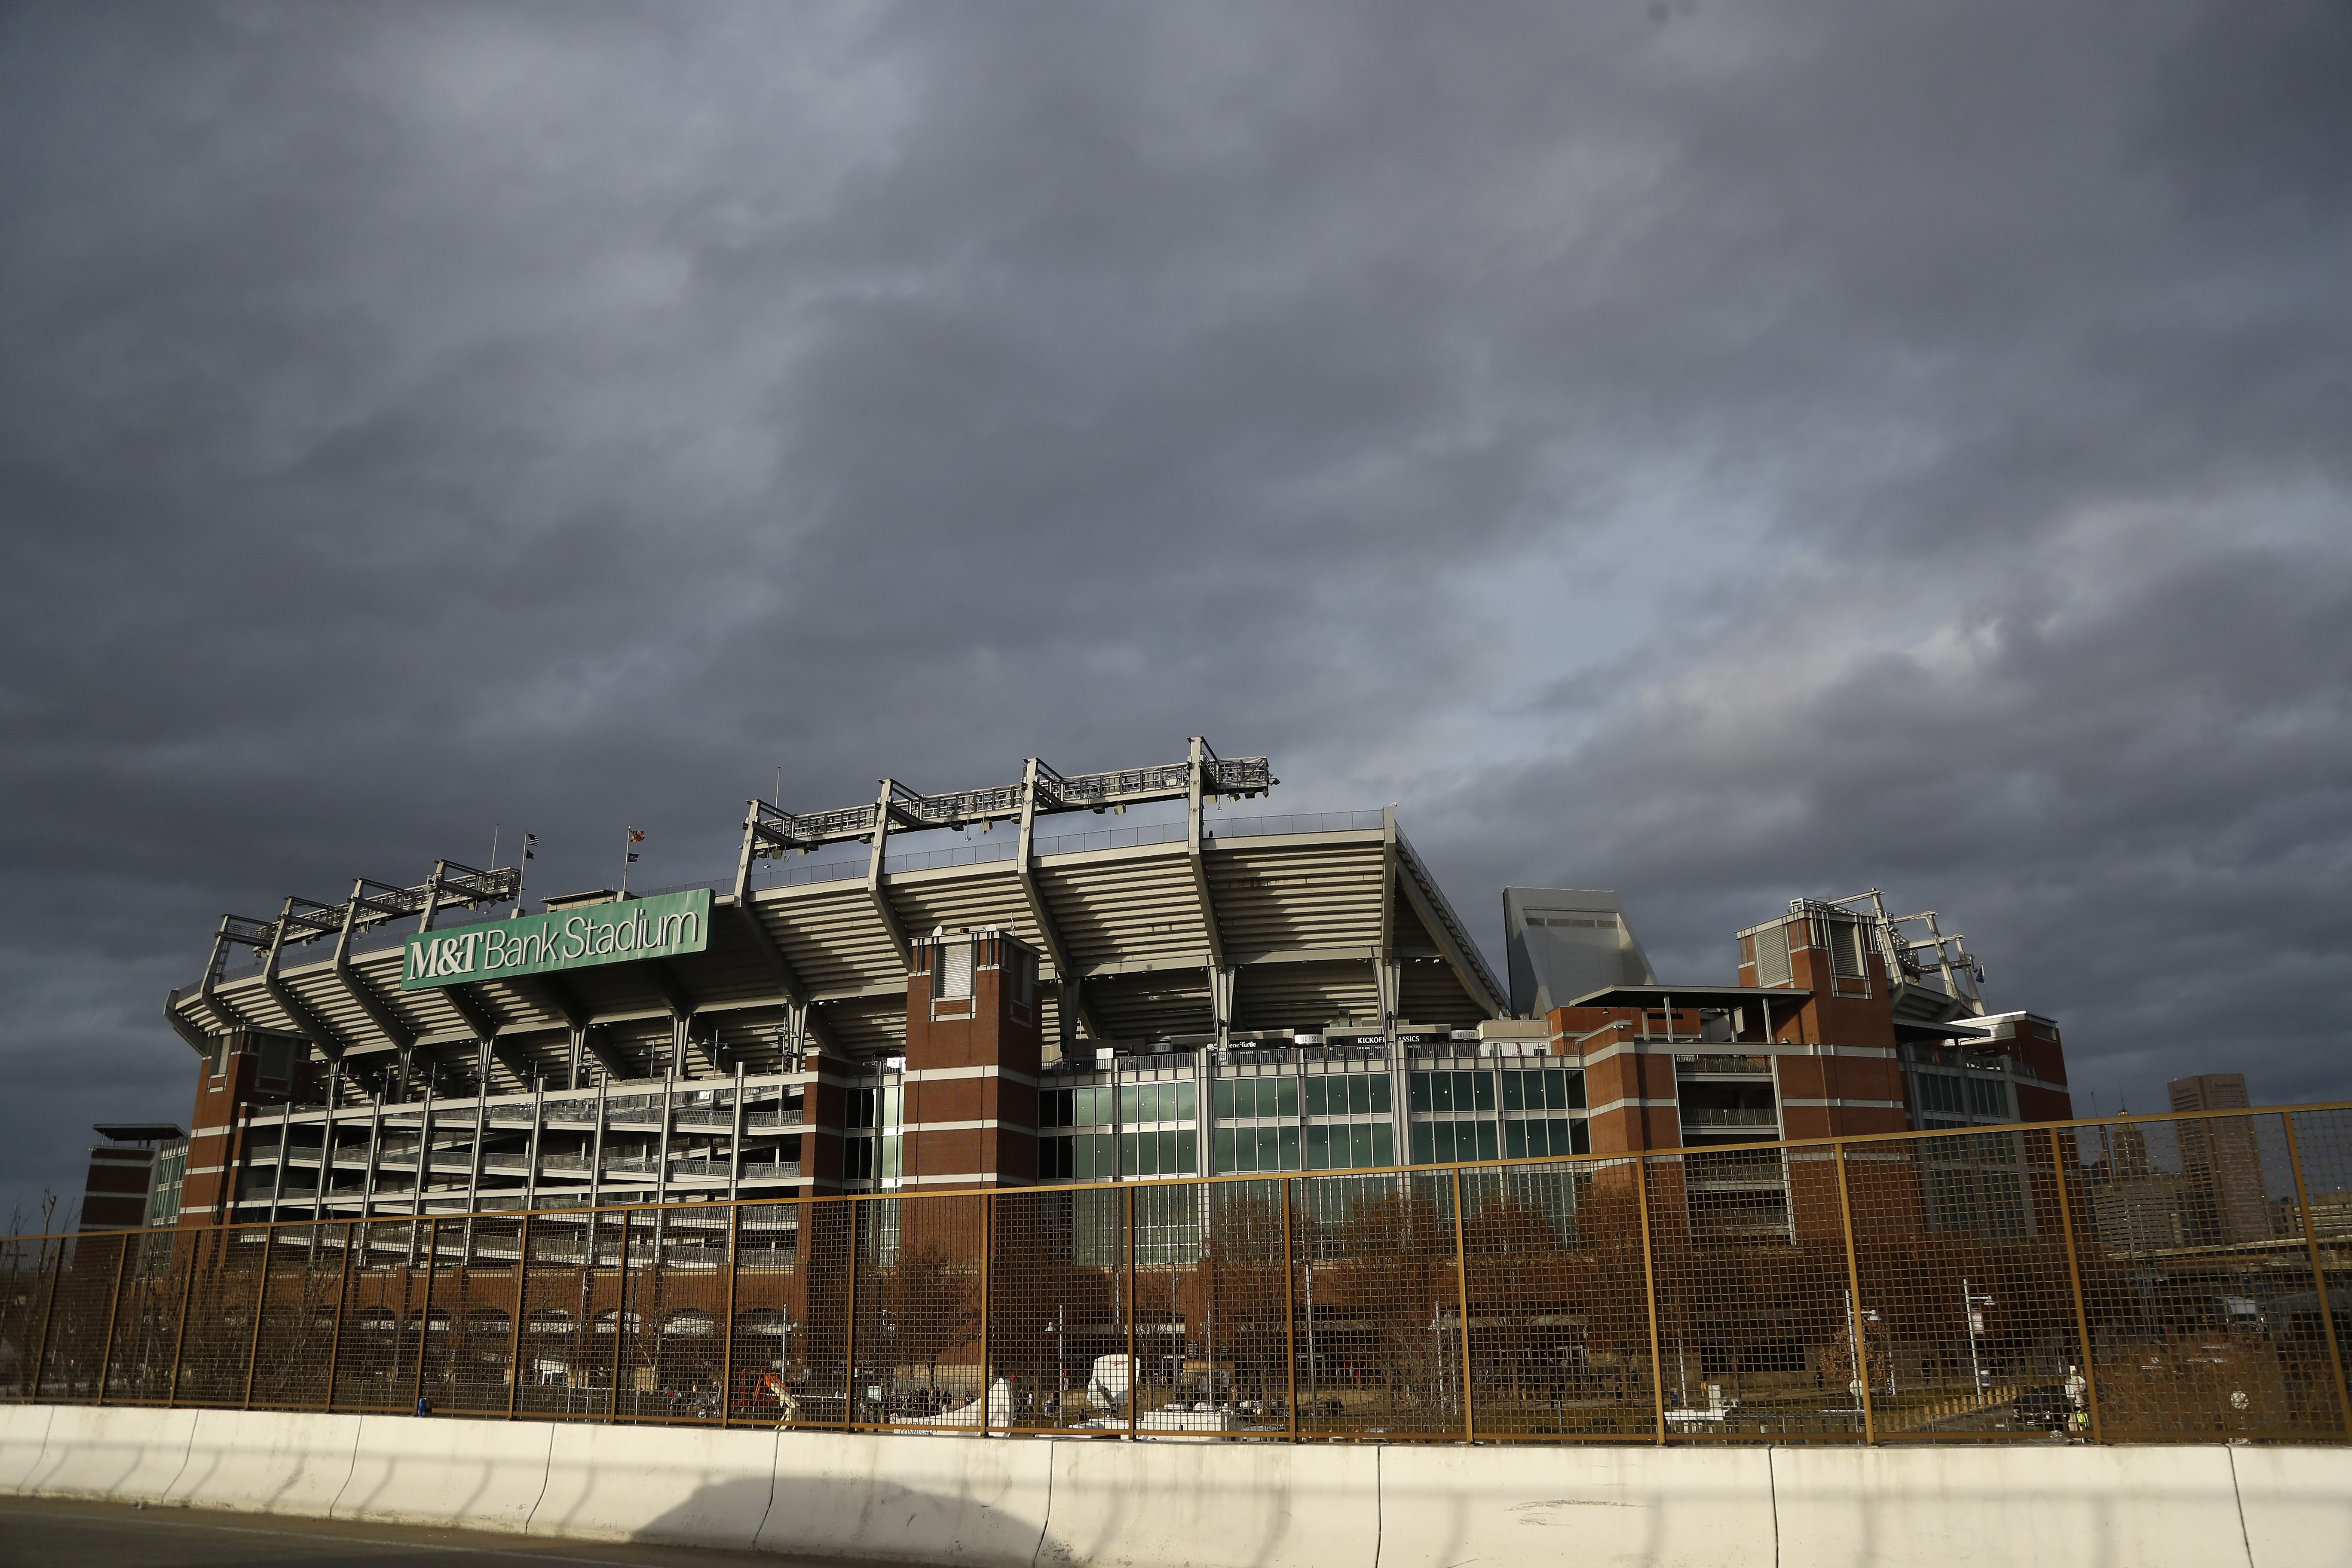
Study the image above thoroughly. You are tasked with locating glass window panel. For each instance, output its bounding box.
[1304,1078,1327,1117]
[1348,1076,1371,1116]
[1214,1127,1234,1175]
[1411,1123,1433,1164]
[1350,1124,1372,1170]
[1279,1125,1300,1170]
[1373,1124,1395,1167]
[1238,1129,1261,1175]
[1501,1072,1524,1112]
[1178,1129,1197,1174]
[1278,1079,1299,1118]
[1409,1073,1431,1112]
[1212,1080,1234,1119]
[1471,1074,1496,1112]
[1160,1130,1178,1173]
[1432,1122,1456,1164]
[1370,1074,1392,1113]
[1119,1086,1139,1124]
[1177,1081,1196,1121]
[1306,1125,1329,1170]
[940,941,973,998]
[1475,1121,1499,1162]
[1121,1131,1139,1176]
[1506,1120,1528,1159]
[1431,1075,1453,1112]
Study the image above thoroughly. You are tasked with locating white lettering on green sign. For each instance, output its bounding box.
[400,888,711,989]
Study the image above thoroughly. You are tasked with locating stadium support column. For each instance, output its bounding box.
[358,1098,384,1220]
[866,780,912,968]
[524,1079,544,1211]
[1186,737,1231,1046]
[1016,756,1093,1051]
[1376,807,1400,1030]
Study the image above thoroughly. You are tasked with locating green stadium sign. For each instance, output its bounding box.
[400,888,711,990]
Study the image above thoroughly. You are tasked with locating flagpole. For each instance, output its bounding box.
[490,823,499,868]
[621,828,629,896]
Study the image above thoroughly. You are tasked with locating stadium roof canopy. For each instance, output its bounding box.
[166,741,1506,1090]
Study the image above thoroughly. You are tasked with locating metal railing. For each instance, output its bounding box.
[1681,1108,1780,1127]
[3,1104,2344,1446]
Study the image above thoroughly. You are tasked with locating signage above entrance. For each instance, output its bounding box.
[400,888,711,990]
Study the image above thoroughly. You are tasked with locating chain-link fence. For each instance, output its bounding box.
[3,1106,2345,1443]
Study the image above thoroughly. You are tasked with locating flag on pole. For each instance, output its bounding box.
[629,829,645,842]
[627,852,639,863]
[525,833,538,861]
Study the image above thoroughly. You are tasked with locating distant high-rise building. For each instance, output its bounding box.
[2167,1073,2271,1245]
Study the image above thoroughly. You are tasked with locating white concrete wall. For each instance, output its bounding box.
[1,1404,2345,1568]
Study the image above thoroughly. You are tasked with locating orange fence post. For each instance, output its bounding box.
[92,1234,131,1406]
[24,1233,64,1403]
[1450,1167,1475,1442]
[322,1221,353,1413]
[2049,1126,2104,1443]
[1124,1184,1137,1437]
[240,1225,274,1410]
[1634,1156,1664,1444]
[2283,1113,2352,1436]
[842,1198,859,1430]
[412,1217,439,1414]
[1831,1143,1876,1445]
[165,1228,199,1409]
[608,1210,631,1423]
[1281,1178,1298,1442]
[505,1213,531,1420]
[977,1195,994,1436]
[719,1202,740,1430]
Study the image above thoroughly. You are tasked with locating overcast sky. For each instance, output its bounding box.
[3,0,2346,1226]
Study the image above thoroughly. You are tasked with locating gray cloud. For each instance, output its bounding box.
[3,0,2347,1220]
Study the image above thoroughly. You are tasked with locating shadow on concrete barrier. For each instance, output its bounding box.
[1380,1443,1777,1568]
[4,1403,2350,1568]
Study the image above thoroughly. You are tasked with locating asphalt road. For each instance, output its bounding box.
[0,1497,862,1568]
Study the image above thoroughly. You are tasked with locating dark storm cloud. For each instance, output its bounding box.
[3,0,2347,1218]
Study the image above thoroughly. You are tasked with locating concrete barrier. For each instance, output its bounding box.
[1772,1443,2254,1568]
[18,1406,197,1502]
[4,1402,2349,1568]
[171,1409,363,1516]
[756,1424,1054,1566]
[532,1421,778,1547]
[2230,1447,2352,1568]
[1038,1438,1377,1568]
[1381,1442,1778,1568]
[0,1403,51,1492]
[331,1410,554,1532]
